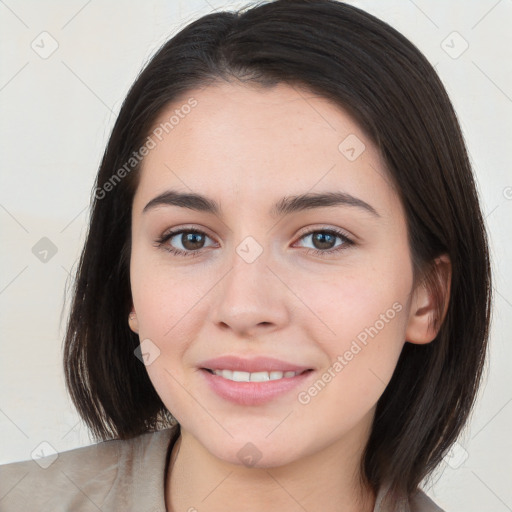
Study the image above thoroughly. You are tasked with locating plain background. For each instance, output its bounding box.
[0,0,511,510]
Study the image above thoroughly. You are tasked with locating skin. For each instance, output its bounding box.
[128,81,450,512]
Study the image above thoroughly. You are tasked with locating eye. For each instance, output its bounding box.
[294,228,353,257]
[154,226,354,258]
[154,228,217,257]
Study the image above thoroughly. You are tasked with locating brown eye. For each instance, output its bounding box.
[178,232,206,251]
[296,229,352,255]
[155,228,216,256]
[310,232,337,250]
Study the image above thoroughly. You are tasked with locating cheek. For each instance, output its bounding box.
[129,262,203,422]
[130,246,209,340]
[293,260,411,405]
[293,284,409,439]
[298,261,411,346]
[129,252,215,403]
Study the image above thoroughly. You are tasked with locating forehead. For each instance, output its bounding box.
[133,81,399,218]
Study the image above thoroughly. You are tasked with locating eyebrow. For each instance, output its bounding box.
[142,190,379,218]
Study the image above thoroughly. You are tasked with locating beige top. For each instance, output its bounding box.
[0,427,445,511]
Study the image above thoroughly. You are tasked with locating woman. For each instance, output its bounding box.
[0,1,491,511]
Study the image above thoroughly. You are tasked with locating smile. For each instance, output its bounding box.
[200,368,315,406]
[205,369,308,382]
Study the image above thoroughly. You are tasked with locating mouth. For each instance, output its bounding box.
[197,355,316,405]
[201,368,313,382]
[199,363,315,405]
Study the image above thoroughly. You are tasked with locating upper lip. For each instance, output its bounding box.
[198,355,313,373]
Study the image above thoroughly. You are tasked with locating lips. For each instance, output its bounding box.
[198,355,313,374]
[198,355,315,405]
[208,369,304,382]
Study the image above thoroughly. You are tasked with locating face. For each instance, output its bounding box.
[129,81,424,468]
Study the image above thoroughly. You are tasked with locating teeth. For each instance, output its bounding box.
[212,369,299,382]
[250,371,270,382]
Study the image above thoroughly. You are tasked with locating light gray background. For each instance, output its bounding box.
[0,1,511,510]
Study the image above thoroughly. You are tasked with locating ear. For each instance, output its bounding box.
[128,307,139,334]
[405,254,452,345]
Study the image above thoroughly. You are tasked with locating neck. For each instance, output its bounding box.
[165,422,376,512]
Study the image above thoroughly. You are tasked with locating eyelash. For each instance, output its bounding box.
[154,227,354,259]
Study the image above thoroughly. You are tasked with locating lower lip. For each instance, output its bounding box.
[200,369,314,406]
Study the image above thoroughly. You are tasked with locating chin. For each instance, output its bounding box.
[192,427,305,469]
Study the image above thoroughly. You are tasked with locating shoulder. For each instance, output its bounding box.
[374,483,446,512]
[410,489,446,512]
[0,427,177,512]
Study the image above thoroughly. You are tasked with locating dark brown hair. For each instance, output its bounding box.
[63,0,492,505]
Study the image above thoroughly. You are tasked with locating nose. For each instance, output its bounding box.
[209,248,290,338]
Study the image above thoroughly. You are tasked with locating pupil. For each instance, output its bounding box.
[182,232,204,250]
[178,232,336,251]
[314,232,335,250]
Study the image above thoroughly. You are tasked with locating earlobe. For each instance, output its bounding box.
[405,254,452,345]
[128,309,139,334]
